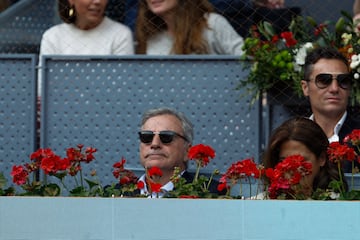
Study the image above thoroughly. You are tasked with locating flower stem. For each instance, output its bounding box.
[239,179,243,197]
[193,161,201,183]
[337,162,345,195]
[352,160,354,190]
[206,171,215,191]
[248,177,252,197]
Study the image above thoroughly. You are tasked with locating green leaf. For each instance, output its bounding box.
[335,17,345,33]
[53,172,67,180]
[306,16,317,27]
[0,172,6,189]
[41,183,61,196]
[85,178,100,190]
[69,186,89,197]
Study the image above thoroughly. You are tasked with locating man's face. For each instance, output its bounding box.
[301,58,351,117]
[139,114,190,173]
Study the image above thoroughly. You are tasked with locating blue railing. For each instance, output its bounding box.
[1,55,264,190]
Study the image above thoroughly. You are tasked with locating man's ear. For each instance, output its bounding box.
[183,143,192,162]
[301,80,309,97]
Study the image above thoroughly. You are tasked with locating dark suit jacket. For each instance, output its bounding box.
[113,170,225,197]
[339,114,360,173]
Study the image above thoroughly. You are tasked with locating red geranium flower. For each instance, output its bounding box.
[112,157,138,185]
[218,158,263,197]
[280,31,297,47]
[188,144,215,167]
[10,165,28,185]
[147,166,163,178]
[265,155,312,199]
[344,129,360,146]
[137,181,145,190]
[149,182,162,193]
[327,142,356,163]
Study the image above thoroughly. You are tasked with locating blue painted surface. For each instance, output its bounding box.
[0,54,37,173]
[39,55,260,192]
[0,197,359,240]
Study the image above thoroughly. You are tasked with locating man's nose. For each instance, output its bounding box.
[150,134,162,148]
[328,78,340,92]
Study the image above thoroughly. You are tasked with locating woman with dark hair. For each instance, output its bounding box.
[39,0,133,55]
[257,117,348,199]
[135,0,244,55]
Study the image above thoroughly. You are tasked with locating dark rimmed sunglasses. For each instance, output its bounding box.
[311,73,352,90]
[138,130,188,144]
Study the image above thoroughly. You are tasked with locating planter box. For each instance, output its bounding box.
[0,197,358,240]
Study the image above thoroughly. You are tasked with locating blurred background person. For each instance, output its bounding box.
[353,0,360,32]
[39,0,134,56]
[0,0,10,12]
[135,0,244,55]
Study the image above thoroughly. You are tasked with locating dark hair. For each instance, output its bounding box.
[303,47,349,81]
[58,0,76,23]
[262,117,348,191]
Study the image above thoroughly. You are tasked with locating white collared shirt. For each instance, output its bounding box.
[309,111,347,143]
[138,174,174,198]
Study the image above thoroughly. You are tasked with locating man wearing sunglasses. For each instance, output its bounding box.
[137,107,222,197]
[301,47,360,172]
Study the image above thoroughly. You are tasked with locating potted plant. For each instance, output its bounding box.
[240,12,360,106]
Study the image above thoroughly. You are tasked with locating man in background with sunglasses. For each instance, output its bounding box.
[301,47,360,172]
[138,107,222,197]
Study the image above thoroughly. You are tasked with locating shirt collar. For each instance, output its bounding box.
[138,174,175,198]
[309,111,347,143]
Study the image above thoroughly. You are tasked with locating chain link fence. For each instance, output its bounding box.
[0,0,358,131]
[0,0,354,53]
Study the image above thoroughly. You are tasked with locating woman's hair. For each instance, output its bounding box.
[58,0,76,24]
[262,117,347,191]
[135,0,214,54]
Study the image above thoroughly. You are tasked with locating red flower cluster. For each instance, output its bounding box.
[188,144,215,167]
[344,129,360,147]
[112,157,138,185]
[11,144,97,186]
[218,158,263,193]
[145,166,163,194]
[280,32,297,47]
[10,165,28,185]
[327,142,356,164]
[265,155,312,199]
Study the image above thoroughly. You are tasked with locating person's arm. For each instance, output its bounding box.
[207,13,245,55]
[353,0,360,32]
[354,0,360,15]
[253,0,285,9]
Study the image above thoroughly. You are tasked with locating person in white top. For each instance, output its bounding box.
[37,0,134,97]
[354,0,360,32]
[135,0,244,55]
[40,0,134,56]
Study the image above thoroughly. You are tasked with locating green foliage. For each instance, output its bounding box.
[240,12,360,104]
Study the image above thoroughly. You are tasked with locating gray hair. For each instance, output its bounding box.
[140,107,194,144]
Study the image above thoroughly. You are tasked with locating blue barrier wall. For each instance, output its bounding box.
[0,54,37,175]
[40,56,260,186]
[1,197,359,240]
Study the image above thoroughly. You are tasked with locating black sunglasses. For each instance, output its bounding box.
[311,73,352,90]
[138,130,188,144]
